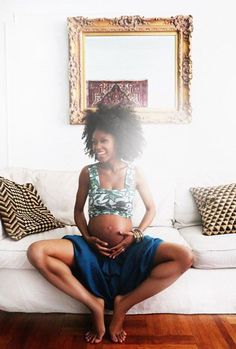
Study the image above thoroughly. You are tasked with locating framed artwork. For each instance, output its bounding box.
[68,15,193,124]
[86,80,148,108]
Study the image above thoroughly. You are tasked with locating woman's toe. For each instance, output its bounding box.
[111,334,118,343]
[117,332,124,342]
[94,335,103,344]
[85,331,94,342]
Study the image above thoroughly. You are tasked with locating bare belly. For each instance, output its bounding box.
[88,215,132,247]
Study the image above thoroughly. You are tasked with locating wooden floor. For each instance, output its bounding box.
[1,312,236,349]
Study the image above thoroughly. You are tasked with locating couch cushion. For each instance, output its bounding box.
[0,226,190,270]
[132,175,175,227]
[146,227,191,247]
[34,169,79,225]
[190,183,236,236]
[0,177,65,240]
[0,167,37,185]
[0,226,80,269]
[179,225,236,268]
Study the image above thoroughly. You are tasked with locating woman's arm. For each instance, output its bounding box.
[74,166,110,256]
[135,166,156,233]
[110,166,156,259]
[74,166,91,241]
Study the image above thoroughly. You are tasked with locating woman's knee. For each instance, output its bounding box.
[27,241,47,268]
[179,247,194,272]
[27,239,74,269]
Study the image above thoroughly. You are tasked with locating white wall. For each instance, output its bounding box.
[0,0,236,179]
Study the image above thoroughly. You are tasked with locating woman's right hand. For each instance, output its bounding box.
[85,236,111,257]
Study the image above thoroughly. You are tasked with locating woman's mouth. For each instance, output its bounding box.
[97,151,106,156]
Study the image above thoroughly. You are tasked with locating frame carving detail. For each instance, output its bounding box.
[68,15,193,124]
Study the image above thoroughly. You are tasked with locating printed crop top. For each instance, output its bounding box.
[88,163,136,219]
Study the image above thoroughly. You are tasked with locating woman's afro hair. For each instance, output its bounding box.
[82,104,145,161]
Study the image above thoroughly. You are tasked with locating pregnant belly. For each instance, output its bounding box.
[88,215,132,247]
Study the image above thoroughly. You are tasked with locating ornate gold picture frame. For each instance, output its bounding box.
[68,15,193,124]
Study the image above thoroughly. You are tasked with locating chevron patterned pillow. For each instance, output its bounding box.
[190,183,236,236]
[0,177,65,240]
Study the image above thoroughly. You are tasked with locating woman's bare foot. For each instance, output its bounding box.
[109,295,127,343]
[85,297,105,344]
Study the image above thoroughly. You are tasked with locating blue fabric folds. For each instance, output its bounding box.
[62,234,163,310]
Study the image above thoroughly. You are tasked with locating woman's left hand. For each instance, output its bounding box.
[109,231,134,259]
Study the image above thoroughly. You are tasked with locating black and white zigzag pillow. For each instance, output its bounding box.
[0,177,65,240]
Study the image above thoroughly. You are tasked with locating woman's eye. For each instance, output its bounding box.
[92,138,109,145]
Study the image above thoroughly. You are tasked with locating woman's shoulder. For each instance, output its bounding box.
[129,163,142,175]
[79,163,99,182]
[80,163,97,173]
[131,165,147,186]
[79,164,93,180]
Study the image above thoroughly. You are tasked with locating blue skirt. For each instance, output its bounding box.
[62,234,163,310]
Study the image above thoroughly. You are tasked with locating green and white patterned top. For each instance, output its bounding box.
[88,163,136,219]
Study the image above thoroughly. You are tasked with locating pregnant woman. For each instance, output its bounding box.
[27,104,193,344]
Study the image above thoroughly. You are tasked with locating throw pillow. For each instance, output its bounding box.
[0,177,65,240]
[190,183,236,235]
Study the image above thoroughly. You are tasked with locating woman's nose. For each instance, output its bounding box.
[94,142,101,151]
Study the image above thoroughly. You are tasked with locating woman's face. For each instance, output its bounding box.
[92,129,118,163]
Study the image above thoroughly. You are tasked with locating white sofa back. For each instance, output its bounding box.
[0,167,175,231]
[1,167,235,237]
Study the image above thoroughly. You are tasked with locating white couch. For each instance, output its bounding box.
[0,167,236,314]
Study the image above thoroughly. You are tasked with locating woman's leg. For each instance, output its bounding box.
[27,239,105,343]
[109,242,194,343]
